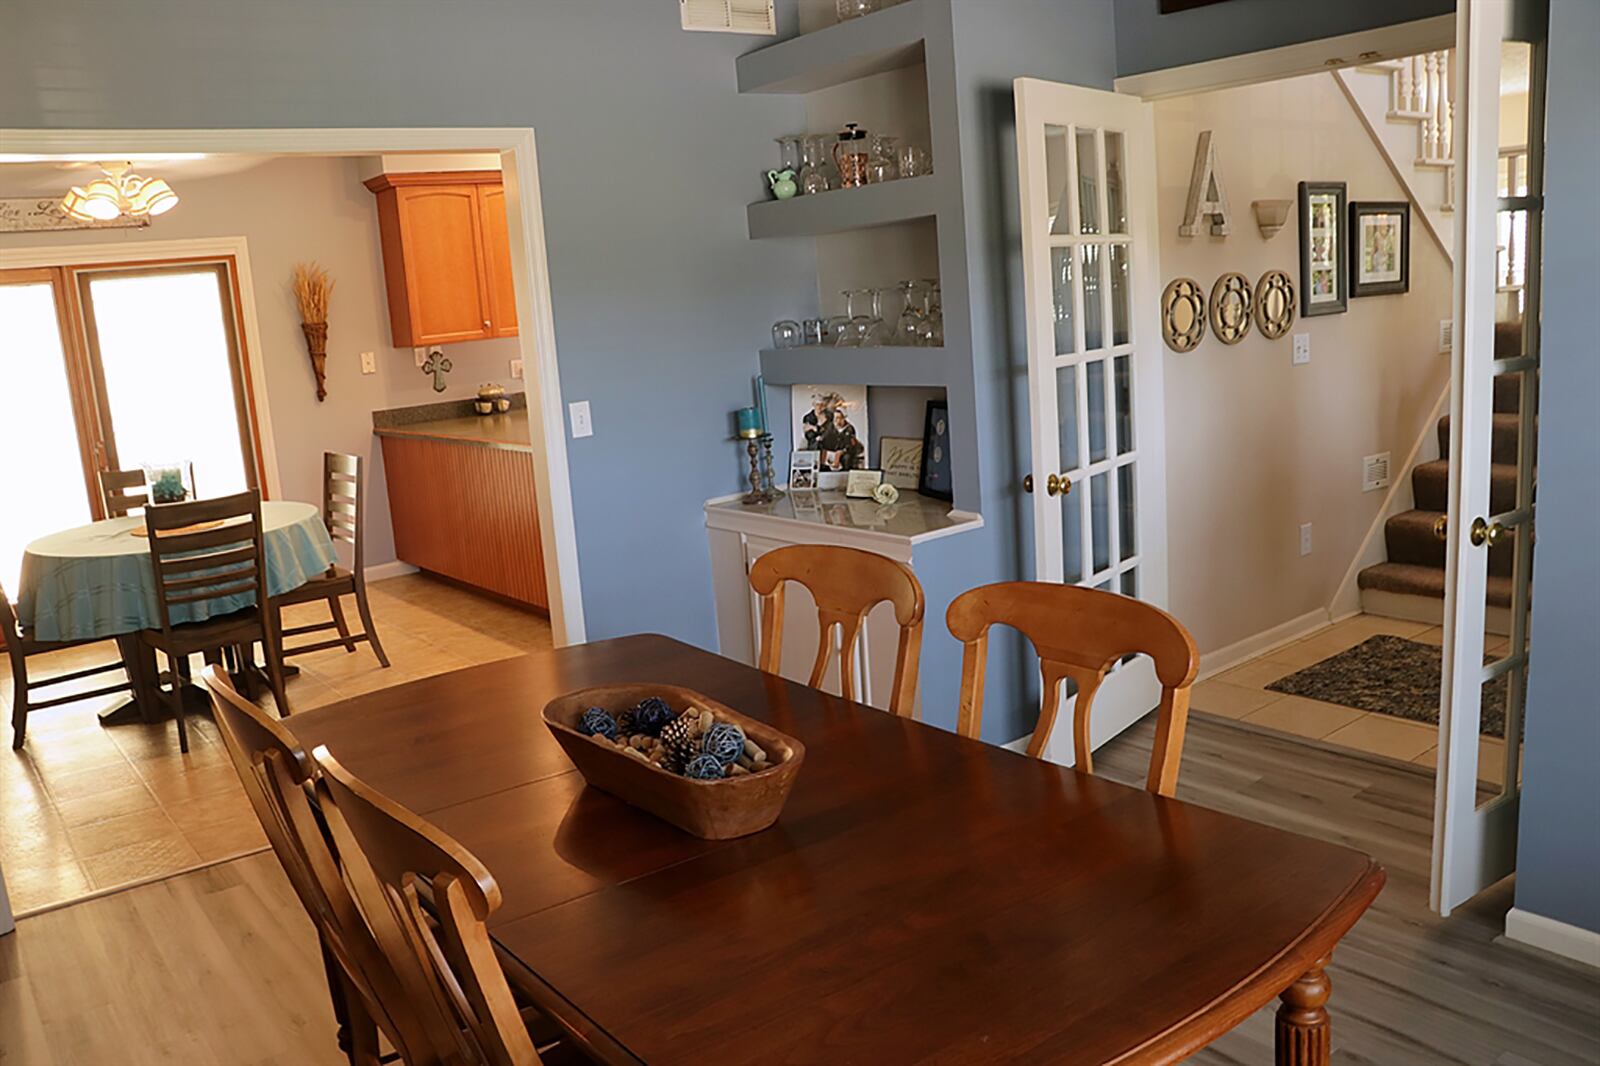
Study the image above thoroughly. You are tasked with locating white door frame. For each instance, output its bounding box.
[0,127,586,647]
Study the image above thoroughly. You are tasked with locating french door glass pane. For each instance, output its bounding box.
[1063,492,1083,584]
[86,270,250,499]
[1056,365,1080,471]
[1117,463,1137,560]
[1120,567,1138,598]
[1105,131,1128,234]
[0,282,92,591]
[1075,129,1100,234]
[1090,471,1110,573]
[1086,359,1107,463]
[1044,125,1073,235]
[1109,242,1131,346]
[1081,245,1105,350]
[1051,247,1076,355]
[1114,354,1134,454]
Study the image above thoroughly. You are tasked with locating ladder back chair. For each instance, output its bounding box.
[141,489,289,752]
[272,452,389,667]
[312,745,555,1066]
[201,665,425,1066]
[3,581,132,749]
[946,582,1200,797]
[747,544,925,717]
[100,462,197,517]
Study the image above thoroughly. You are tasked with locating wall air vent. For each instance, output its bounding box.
[681,0,776,35]
[1363,452,1392,492]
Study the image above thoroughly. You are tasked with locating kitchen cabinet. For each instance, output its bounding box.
[365,171,518,347]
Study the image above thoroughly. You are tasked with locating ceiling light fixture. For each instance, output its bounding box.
[60,161,180,222]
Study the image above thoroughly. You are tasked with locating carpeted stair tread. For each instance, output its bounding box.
[1411,459,1521,513]
[1438,413,1523,465]
[1358,561,1513,607]
[1493,372,1522,414]
[1383,508,1516,575]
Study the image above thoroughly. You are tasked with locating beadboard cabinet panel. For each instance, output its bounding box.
[378,435,547,609]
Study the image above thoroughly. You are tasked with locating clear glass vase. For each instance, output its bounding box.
[799,135,838,196]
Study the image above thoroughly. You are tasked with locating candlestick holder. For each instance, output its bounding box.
[758,434,782,500]
[739,433,781,505]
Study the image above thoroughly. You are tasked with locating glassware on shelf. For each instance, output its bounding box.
[803,318,825,346]
[824,310,853,346]
[774,134,804,173]
[834,289,874,347]
[833,124,871,189]
[836,0,879,20]
[772,320,803,349]
[894,280,928,345]
[866,288,898,345]
[898,143,932,179]
[865,134,899,184]
[799,135,838,196]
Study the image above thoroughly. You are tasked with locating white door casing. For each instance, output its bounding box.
[1014,78,1170,763]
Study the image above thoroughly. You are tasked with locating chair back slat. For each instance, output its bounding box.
[144,491,268,634]
[946,582,1200,797]
[99,467,150,518]
[199,667,427,1062]
[312,746,541,1066]
[748,544,925,718]
[322,452,366,558]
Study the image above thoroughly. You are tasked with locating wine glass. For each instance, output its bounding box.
[835,289,872,347]
[799,135,836,196]
[866,134,899,184]
[894,280,928,345]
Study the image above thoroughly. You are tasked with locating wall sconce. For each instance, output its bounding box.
[1252,199,1292,240]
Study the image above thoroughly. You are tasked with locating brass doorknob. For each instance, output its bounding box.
[1023,474,1034,494]
[1470,517,1508,548]
[1433,515,1448,541]
[1046,473,1071,497]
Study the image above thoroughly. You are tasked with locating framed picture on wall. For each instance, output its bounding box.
[918,399,953,501]
[1297,181,1348,317]
[1350,201,1411,297]
[790,384,868,490]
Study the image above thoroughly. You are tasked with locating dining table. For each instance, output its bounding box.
[287,634,1384,1065]
[16,500,337,725]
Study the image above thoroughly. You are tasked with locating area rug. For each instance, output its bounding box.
[1266,635,1514,738]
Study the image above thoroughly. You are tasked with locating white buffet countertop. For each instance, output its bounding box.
[704,489,983,546]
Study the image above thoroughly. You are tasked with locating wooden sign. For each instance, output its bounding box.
[1179,131,1231,237]
[0,197,149,233]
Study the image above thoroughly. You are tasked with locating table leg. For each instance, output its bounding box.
[98,636,164,726]
[1275,954,1332,1065]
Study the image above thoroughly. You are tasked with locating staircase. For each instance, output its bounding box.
[1358,324,1528,632]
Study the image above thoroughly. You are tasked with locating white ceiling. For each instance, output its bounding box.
[0,155,276,197]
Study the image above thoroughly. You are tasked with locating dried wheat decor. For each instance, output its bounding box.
[292,262,335,401]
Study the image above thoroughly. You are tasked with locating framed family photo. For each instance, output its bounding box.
[1349,201,1410,297]
[1297,181,1348,317]
[790,384,868,490]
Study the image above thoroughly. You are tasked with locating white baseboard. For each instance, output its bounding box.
[365,560,419,582]
[1504,907,1600,968]
[1198,607,1332,682]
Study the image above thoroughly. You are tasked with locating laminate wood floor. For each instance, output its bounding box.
[1,711,1594,1065]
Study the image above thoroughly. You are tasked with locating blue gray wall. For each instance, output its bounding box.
[1110,0,1455,77]
[1514,0,1600,937]
[0,0,817,647]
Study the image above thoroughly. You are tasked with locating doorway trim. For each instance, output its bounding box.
[0,127,587,646]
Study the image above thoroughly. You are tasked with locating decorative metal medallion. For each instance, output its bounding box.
[1254,268,1297,339]
[1209,271,1254,345]
[1161,277,1207,353]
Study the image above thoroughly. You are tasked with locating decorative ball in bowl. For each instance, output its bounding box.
[543,683,805,840]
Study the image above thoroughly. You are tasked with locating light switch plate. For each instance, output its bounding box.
[569,400,593,439]
[1299,523,1313,556]
[510,358,524,380]
[1292,333,1311,365]
[359,351,377,375]
[413,346,428,367]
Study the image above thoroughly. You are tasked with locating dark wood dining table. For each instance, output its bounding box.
[287,634,1383,1065]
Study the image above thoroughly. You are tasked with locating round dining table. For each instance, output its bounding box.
[16,500,338,724]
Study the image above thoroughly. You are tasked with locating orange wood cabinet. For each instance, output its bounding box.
[377,435,547,610]
[365,171,518,348]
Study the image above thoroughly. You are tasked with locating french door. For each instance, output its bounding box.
[1014,78,1169,763]
[1431,0,1544,915]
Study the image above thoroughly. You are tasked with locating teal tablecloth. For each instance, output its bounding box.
[17,501,338,643]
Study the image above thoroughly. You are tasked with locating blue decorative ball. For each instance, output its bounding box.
[682,752,726,780]
[633,697,675,736]
[577,707,618,740]
[702,722,745,767]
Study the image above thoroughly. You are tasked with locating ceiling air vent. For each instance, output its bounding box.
[681,0,776,35]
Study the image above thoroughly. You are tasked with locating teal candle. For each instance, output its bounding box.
[754,375,769,434]
[736,406,761,439]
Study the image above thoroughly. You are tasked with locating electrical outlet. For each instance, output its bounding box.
[1439,319,1453,353]
[1292,333,1311,365]
[413,346,428,367]
[359,351,376,375]
[510,358,524,380]
[568,400,593,439]
[1299,523,1314,557]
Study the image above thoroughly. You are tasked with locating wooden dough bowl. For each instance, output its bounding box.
[543,683,806,840]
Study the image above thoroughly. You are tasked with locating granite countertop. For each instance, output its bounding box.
[372,395,532,451]
[705,489,983,544]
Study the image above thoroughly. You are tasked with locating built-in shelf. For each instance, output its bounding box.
[747,175,938,239]
[736,0,929,95]
[760,345,946,388]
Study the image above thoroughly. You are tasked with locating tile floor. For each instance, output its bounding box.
[1190,612,1513,786]
[1,573,552,915]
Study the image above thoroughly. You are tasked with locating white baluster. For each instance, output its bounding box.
[1394,59,1412,114]
[1505,216,1519,288]
[1411,54,1426,112]
[1420,53,1439,161]
[1438,51,1453,162]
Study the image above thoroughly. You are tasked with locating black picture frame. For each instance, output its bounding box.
[1349,200,1411,297]
[917,399,953,501]
[1297,181,1348,317]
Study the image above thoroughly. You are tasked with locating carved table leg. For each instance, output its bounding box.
[1275,954,1332,1065]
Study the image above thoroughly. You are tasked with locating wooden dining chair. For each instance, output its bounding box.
[747,544,925,717]
[100,463,197,517]
[946,582,1200,797]
[142,489,289,752]
[272,452,389,668]
[2,581,131,749]
[312,744,560,1066]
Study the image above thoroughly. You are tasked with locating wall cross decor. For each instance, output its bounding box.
[422,348,453,392]
[1179,130,1232,237]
